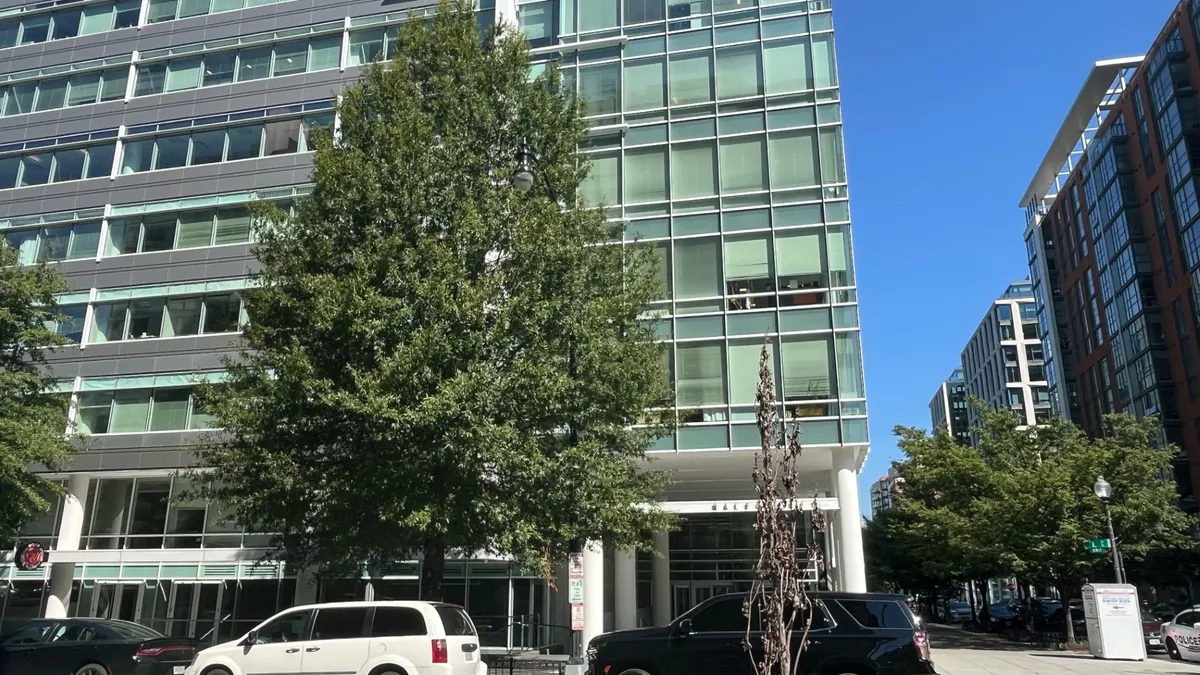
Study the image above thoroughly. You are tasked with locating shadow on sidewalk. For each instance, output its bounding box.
[926,624,1047,653]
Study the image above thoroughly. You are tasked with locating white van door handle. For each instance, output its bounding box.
[306,646,320,652]
[286,648,299,654]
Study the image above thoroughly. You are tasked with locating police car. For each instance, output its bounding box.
[1161,607,1200,661]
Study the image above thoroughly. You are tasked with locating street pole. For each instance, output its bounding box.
[1101,499,1124,584]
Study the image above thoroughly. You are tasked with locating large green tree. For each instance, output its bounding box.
[196,0,675,597]
[0,242,73,544]
[880,406,1191,640]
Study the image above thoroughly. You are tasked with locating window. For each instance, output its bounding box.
[436,606,476,636]
[120,117,322,175]
[4,221,101,265]
[676,343,727,407]
[106,205,274,256]
[1022,322,1039,340]
[725,235,771,295]
[716,45,762,100]
[579,63,620,117]
[720,136,767,193]
[763,37,812,94]
[782,336,834,400]
[1,622,53,644]
[671,141,717,198]
[1002,346,1018,364]
[50,624,97,642]
[310,607,368,640]
[624,147,668,204]
[689,597,743,632]
[136,36,340,96]
[578,0,617,31]
[369,607,427,636]
[1007,388,1023,408]
[0,141,113,190]
[669,52,714,105]
[770,130,819,189]
[625,0,664,23]
[89,293,244,342]
[775,230,823,290]
[836,600,912,629]
[255,610,312,644]
[674,238,721,298]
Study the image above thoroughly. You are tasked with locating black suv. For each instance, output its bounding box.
[587,592,936,675]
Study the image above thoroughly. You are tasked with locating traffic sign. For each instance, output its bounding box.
[1084,538,1112,554]
[569,578,585,603]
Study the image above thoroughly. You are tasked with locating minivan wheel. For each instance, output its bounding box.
[75,665,108,675]
[202,668,232,675]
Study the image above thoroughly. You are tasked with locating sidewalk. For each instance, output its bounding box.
[928,624,1200,675]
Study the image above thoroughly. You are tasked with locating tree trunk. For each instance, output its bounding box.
[420,534,447,601]
[1060,584,1076,644]
[976,577,991,631]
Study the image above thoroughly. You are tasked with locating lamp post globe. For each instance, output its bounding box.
[1094,475,1112,500]
[514,140,535,193]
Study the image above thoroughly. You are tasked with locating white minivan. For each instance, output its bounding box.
[183,601,487,675]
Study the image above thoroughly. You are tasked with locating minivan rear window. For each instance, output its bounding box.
[371,607,427,637]
[436,606,476,636]
[837,600,913,629]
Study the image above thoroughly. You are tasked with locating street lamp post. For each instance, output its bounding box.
[512,142,588,669]
[1093,476,1126,584]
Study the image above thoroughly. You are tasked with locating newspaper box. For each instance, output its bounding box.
[1082,583,1144,660]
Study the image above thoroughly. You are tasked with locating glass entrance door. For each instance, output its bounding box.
[90,583,143,622]
[672,582,735,617]
[167,582,225,641]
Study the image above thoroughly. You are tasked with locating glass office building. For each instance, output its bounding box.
[0,0,869,650]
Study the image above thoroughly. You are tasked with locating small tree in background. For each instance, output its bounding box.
[0,243,73,544]
[743,343,823,675]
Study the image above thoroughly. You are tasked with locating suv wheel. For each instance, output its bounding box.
[617,670,651,675]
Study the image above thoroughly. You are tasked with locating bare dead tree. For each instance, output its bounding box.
[743,342,826,675]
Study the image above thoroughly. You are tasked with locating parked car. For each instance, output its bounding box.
[586,591,936,675]
[1143,611,1165,652]
[1152,602,1181,624]
[986,602,1021,631]
[184,601,485,675]
[0,617,197,675]
[945,601,972,623]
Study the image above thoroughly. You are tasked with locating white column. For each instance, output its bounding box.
[834,450,867,593]
[651,530,671,626]
[45,474,89,618]
[581,540,605,648]
[612,548,636,630]
[494,0,517,27]
[294,568,319,606]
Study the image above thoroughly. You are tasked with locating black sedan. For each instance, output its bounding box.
[0,618,197,675]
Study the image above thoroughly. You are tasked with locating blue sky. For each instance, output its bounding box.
[834,0,1176,514]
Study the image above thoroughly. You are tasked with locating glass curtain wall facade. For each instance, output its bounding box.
[1,0,868,647]
[517,0,867,451]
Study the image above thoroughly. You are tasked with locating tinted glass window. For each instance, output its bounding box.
[691,597,745,632]
[255,610,312,643]
[435,606,476,636]
[311,607,368,641]
[50,624,97,642]
[102,621,162,639]
[1,622,54,644]
[837,600,912,629]
[370,607,427,637]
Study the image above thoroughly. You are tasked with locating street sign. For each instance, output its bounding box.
[571,603,585,630]
[1085,538,1112,554]
[568,553,584,579]
[569,578,585,603]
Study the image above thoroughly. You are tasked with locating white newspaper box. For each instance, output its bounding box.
[1082,583,1145,660]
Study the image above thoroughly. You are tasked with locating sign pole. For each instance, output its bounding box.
[565,547,586,675]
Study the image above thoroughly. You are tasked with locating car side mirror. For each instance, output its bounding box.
[675,619,693,637]
[1192,622,1200,629]
[242,630,258,646]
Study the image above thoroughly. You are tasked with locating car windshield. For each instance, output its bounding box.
[951,602,969,609]
[1143,612,1160,622]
